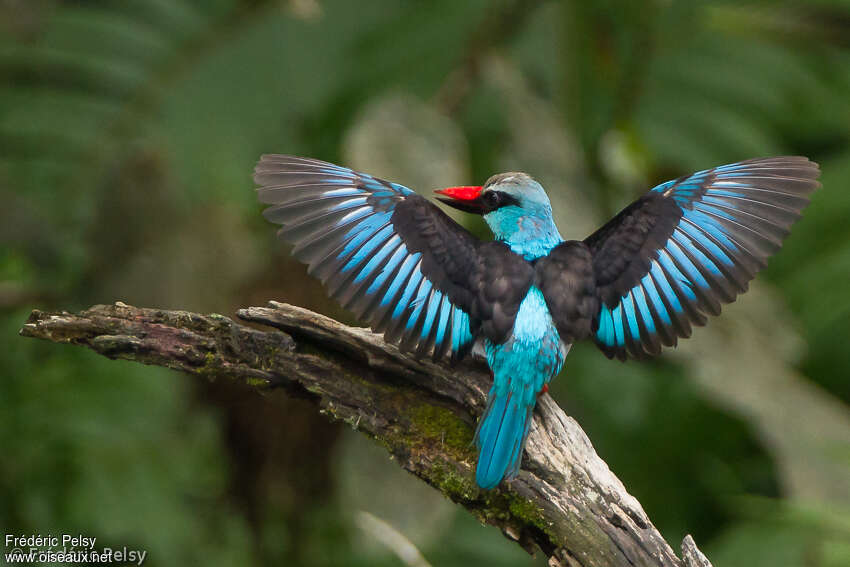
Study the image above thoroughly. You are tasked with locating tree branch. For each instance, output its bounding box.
[20,301,712,567]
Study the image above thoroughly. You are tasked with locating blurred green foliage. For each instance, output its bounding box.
[3,1,850,565]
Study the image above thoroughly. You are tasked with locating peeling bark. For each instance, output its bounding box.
[20,301,712,567]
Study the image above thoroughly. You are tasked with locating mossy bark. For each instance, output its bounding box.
[21,301,712,567]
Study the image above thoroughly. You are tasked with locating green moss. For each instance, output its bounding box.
[409,403,473,452]
[255,342,282,371]
[429,462,479,502]
[196,351,221,381]
[508,495,541,524]
[425,461,555,541]
[507,493,555,538]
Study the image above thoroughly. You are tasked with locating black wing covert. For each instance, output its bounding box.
[535,240,598,344]
[583,156,820,360]
[255,155,533,362]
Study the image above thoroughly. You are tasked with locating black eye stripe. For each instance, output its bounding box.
[482,190,520,212]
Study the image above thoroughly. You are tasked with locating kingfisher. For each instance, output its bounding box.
[254,155,819,490]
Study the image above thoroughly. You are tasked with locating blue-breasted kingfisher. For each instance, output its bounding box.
[254,155,820,489]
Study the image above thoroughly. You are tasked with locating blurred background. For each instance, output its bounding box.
[3,1,850,565]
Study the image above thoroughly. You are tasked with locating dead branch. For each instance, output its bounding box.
[20,301,712,567]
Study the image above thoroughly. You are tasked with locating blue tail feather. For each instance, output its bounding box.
[474,390,534,489]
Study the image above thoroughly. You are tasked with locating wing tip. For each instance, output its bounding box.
[254,154,344,181]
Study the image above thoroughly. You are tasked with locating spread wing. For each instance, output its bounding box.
[255,155,534,362]
[583,156,820,360]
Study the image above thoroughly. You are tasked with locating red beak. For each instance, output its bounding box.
[434,186,485,214]
[434,186,483,201]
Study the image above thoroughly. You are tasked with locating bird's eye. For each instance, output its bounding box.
[483,191,501,209]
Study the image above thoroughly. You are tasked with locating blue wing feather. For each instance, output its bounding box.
[593,156,819,359]
[256,155,476,361]
[633,287,655,334]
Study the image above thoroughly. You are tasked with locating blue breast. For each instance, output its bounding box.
[484,207,563,261]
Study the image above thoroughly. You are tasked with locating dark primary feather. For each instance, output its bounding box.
[583,156,820,360]
[255,154,533,362]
